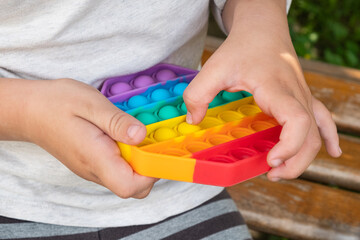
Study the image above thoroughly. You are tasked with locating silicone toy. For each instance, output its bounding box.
[209,94,224,108]
[155,69,177,82]
[118,98,281,187]
[124,89,251,124]
[180,102,187,113]
[222,91,245,102]
[109,82,132,95]
[158,105,181,120]
[127,95,149,108]
[101,63,198,100]
[133,75,155,88]
[150,89,172,101]
[100,63,281,187]
[153,127,178,142]
[176,122,201,135]
[172,82,189,96]
[135,112,158,125]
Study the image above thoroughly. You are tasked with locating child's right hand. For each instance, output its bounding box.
[0,78,157,199]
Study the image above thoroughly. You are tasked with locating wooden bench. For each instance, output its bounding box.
[202,36,360,240]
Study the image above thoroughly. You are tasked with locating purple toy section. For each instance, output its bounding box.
[101,63,197,102]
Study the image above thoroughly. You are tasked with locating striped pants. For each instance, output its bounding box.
[0,190,252,240]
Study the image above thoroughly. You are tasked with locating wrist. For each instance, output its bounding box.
[222,0,288,35]
[0,78,39,141]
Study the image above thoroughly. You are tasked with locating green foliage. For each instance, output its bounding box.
[288,0,360,69]
[207,1,360,69]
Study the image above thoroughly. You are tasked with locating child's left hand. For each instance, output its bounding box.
[183,0,341,182]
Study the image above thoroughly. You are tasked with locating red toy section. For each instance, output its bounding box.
[192,125,282,186]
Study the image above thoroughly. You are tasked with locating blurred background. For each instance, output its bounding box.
[208,0,360,70]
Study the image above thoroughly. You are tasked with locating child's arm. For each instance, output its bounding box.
[0,77,157,198]
[183,0,341,181]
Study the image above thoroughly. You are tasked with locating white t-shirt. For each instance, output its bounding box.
[0,0,291,227]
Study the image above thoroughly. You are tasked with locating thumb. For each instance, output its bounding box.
[183,67,226,125]
[76,93,147,145]
[105,110,147,145]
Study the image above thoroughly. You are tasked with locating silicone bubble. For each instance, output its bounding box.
[199,117,224,129]
[109,82,132,95]
[180,102,187,113]
[114,103,125,110]
[242,91,252,97]
[158,105,181,120]
[138,137,155,147]
[237,105,261,116]
[185,142,213,153]
[249,121,275,132]
[253,140,276,153]
[268,118,279,125]
[153,127,178,142]
[208,95,224,108]
[150,89,171,101]
[207,134,234,145]
[207,155,236,163]
[221,91,244,102]
[155,69,177,82]
[172,82,188,96]
[229,147,258,160]
[128,95,149,108]
[218,111,244,122]
[133,75,155,88]
[161,148,189,157]
[136,112,158,125]
[177,122,201,135]
[230,128,255,138]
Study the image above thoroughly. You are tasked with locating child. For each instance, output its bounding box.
[0,0,341,239]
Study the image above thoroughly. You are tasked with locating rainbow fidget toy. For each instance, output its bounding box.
[101,63,282,187]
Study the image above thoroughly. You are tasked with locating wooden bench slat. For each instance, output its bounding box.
[304,71,360,135]
[299,58,360,83]
[302,134,360,192]
[227,176,360,240]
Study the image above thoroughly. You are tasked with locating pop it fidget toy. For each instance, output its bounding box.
[101,63,282,187]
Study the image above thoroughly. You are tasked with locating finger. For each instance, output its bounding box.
[132,182,157,199]
[267,121,322,181]
[255,88,313,167]
[312,97,342,157]
[74,90,146,145]
[183,63,228,124]
[69,117,157,199]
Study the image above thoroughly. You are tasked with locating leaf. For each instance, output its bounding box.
[345,50,359,67]
[330,21,349,40]
[324,49,345,66]
[345,41,359,53]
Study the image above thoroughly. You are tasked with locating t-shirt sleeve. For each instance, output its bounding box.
[211,0,293,35]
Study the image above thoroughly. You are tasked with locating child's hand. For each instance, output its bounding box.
[0,78,157,198]
[183,0,342,181]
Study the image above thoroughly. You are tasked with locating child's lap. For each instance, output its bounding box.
[0,190,252,240]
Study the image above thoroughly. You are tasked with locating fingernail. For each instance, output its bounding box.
[270,177,281,182]
[127,125,141,139]
[186,112,193,124]
[338,146,342,155]
[271,159,283,167]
